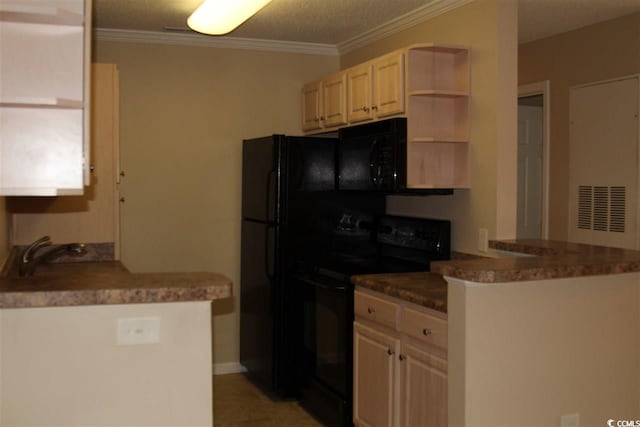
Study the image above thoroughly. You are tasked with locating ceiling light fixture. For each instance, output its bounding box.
[187,0,273,36]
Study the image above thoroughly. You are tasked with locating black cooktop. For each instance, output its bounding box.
[310,215,451,278]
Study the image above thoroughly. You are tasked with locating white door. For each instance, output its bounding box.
[517,100,543,239]
[568,77,639,249]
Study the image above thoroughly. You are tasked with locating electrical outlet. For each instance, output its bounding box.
[116,317,161,345]
[478,228,489,252]
[560,413,579,427]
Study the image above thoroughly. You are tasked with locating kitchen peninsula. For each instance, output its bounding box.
[353,240,640,427]
[0,258,232,427]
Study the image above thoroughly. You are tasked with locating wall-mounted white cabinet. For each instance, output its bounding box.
[0,0,91,196]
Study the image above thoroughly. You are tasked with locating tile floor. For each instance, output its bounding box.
[213,373,323,427]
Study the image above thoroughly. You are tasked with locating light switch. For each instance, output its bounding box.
[560,413,579,427]
[116,316,161,345]
[478,228,489,252]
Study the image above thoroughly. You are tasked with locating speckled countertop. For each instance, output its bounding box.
[431,239,640,283]
[352,272,447,313]
[0,259,233,309]
[352,239,640,311]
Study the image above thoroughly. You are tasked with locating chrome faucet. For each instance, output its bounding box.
[19,236,87,277]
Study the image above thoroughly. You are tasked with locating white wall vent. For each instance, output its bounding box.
[577,185,626,233]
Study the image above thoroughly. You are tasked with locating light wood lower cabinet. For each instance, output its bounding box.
[402,341,448,427]
[353,321,401,427]
[353,288,448,427]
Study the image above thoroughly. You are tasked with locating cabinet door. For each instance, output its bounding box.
[401,342,447,427]
[0,0,89,196]
[302,80,322,131]
[347,63,373,123]
[10,64,120,254]
[373,52,404,118]
[353,321,400,427]
[322,71,347,128]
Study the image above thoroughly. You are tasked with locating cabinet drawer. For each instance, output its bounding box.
[354,290,399,329]
[402,307,447,350]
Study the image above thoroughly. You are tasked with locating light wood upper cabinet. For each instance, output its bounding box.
[0,0,91,196]
[347,63,374,123]
[302,43,470,190]
[322,71,348,128]
[354,288,448,427]
[302,71,348,131]
[301,80,323,132]
[406,44,470,189]
[347,51,405,124]
[373,51,405,118]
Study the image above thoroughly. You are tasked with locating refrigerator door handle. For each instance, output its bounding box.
[266,169,276,223]
[265,224,276,281]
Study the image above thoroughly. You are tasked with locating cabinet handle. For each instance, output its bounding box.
[363,106,369,112]
[422,328,432,336]
[399,354,406,361]
[320,116,325,121]
[371,105,378,111]
[387,348,395,356]
[119,197,125,203]
[367,307,375,314]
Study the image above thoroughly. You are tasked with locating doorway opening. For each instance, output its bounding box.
[517,81,550,239]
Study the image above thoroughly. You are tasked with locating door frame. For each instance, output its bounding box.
[518,80,550,239]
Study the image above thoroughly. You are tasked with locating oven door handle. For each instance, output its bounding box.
[298,275,346,292]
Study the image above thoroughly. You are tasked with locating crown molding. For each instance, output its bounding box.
[95,0,472,57]
[94,28,339,56]
[337,0,475,54]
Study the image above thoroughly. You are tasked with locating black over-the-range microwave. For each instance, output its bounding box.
[337,117,453,194]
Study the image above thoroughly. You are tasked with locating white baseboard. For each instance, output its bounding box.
[213,362,247,376]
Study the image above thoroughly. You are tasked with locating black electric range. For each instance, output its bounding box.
[294,214,451,427]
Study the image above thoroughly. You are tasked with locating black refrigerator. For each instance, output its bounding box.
[240,134,336,397]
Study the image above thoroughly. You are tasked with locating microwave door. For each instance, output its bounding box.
[338,134,379,191]
[338,135,396,192]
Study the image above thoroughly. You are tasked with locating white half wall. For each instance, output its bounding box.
[0,301,212,427]
[447,273,640,426]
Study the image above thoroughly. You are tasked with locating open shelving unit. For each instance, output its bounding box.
[0,0,89,196]
[405,44,470,189]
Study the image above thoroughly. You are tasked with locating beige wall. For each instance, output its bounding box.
[94,40,339,367]
[342,0,518,254]
[0,198,8,266]
[448,273,640,426]
[519,13,640,240]
[1,301,213,426]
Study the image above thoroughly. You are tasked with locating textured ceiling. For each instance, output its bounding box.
[93,0,640,45]
[93,0,438,44]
